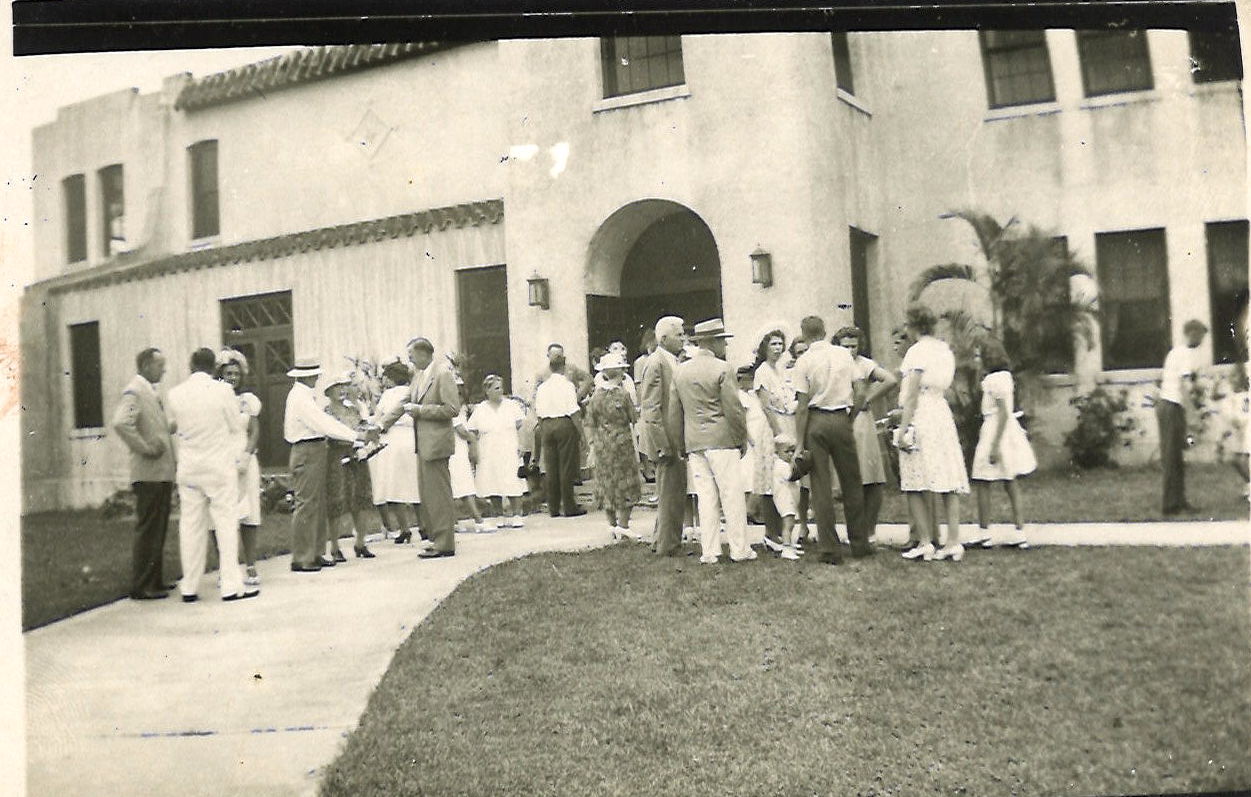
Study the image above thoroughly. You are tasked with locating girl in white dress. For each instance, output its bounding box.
[894,305,970,562]
[971,341,1035,548]
[369,361,422,544]
[451,378,490,533]
[217,351,262,586]
[467,374,527,528]
[833,326,899,538]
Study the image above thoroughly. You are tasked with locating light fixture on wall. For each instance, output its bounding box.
[750,247,773,289]
[527,273,550,309]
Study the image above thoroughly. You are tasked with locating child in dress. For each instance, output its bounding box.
[451,378,491,533]
[772,434,804,560]
[970,341,1034,549]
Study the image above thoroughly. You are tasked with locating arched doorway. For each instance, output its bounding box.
[585,200,722,360]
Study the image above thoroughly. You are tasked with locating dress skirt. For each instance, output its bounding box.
[898,392,970,494]
[327,441,376,517]
[450,434,477,499]
[238,453,261,525]
[369,422,421,504]
[853,410,887,485]
[971,412,1037,480]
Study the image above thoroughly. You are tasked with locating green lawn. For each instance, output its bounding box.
[322,545,1251,797]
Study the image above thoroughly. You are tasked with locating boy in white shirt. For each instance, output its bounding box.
[1156,320,1207,515]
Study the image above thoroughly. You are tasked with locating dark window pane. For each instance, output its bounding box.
[1207,220,1249,364]
[63,174,86,264]
[189,139,220,239]
[980,30,1055,108]
[1189,29,1243,83]
[69,321,103,429]
[600,36,685,98]
[1077,30,1154,97]
[1095,228,1170,369]
[831,32,855,95]
[98,164,124,258]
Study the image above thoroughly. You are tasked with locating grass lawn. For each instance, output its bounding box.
[322,545,1251,797]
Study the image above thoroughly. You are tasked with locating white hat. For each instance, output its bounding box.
[322,371,353,394]
[596,352,630,372]
[286,358,322,378]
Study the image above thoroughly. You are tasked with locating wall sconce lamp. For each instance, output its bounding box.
[750,247,773,288]
[527,273,550,309]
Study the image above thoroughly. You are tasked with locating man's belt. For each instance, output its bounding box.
[809,406,851,414]
[290,437,326,444]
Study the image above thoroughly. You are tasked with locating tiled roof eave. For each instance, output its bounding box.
[39,199,504,296]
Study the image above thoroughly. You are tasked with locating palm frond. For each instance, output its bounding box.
[944,209,1018,262]
[908,262,976,303]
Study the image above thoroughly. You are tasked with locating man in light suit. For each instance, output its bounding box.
[166,347,256,602]
[639,316,687,557]
[381,337,461,558]
[111,347,177,600]
[667,318,755,564]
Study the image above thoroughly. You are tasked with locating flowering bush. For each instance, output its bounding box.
[1064,385,1139,469]
[260,472,294,514]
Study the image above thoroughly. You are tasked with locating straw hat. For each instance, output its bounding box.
[286,358,322,378]
[322,371,353,394]
[689,318,733,340]
[595,352,630,372]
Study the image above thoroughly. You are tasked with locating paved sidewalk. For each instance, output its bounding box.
[24,515,1248,797]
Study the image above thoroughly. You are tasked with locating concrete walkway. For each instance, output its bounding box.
[24,515,1248,797]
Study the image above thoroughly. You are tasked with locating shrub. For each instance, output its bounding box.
[260,473,295,514]
[1064,386,1138,469]
[99,488,136,520]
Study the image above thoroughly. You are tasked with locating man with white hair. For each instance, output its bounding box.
[639,315,687,556]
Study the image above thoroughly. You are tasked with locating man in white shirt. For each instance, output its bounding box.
[1157,320,1207,515]
[165,347,255,601]
[792,315,871,564]
[284,357,370,571]
[535,355,585,517]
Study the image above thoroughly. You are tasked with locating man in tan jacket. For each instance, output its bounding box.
[638,316,686,556]
[111,347,176,600]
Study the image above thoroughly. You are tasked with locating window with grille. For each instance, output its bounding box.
[1207,220,1249,364]
[69,321,103,429]
[98,164,124,257]
[979,30,1056,108]
[600,37,685,98]
[1095,228,1170,370]
[1076,30,1154,97]
[831,32,855,95]
[1188,29,1243,83]
[63,174,86,264]
[189,139,220,239]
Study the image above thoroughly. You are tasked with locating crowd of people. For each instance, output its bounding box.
[110,302,1236,601]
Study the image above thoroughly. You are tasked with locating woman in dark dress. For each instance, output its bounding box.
[324,374,377,561]
[585,351,643,541]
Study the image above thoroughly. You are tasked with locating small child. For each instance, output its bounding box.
[772,434,804,560]
[970,341,1034,548]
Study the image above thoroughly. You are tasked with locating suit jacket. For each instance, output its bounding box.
[638,347,680,460]
[111,374,176,482]
[381,361,461,461]
[667,348,747,453]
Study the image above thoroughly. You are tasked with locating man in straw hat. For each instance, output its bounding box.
[379,337,463,558]
[639,315,687,555]
[284,357,374,572]
[667,318,756,564]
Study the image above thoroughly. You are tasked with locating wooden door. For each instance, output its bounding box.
[221,291,294,469]
[457,266,512,400]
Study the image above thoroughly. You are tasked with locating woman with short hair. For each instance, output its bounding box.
[370,360,421,545]
[467,374,528,528]
[324,374,377,561]
[216,350,262,586]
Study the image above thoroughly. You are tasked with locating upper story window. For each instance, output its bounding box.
[979,30,1056,108]
[98,164,124,258]
[62,174,87,264]
[600,37,685,98]
[1188,29,1243,84]
[69,321,104,429]
[1095,228,1170,370]
[1206,220,1249,364]
[1076,30,1154,97]
[189,139,220,240]
[831,32,855,95]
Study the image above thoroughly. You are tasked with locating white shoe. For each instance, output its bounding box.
[1000,531,1030,549]
[243,570,261,588]
[699,554,719,565]
[780,546,800,561]
[903,542,935,561]
[932,543,965,562]
[761,536,784,554]
[964,532,990,548]
[682,527,697,543]
[512,516,526,529]
[731,549,758,562]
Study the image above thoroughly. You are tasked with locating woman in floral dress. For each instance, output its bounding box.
[585,352,643,540]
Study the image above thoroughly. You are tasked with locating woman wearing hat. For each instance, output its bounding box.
[216,349,263,586]
[585,350,644,540]
[369,359,422,544]
[324,373,378,560]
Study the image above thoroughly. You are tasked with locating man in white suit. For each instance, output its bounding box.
[166,347,257,602]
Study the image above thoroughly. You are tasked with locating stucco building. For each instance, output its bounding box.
[21,31,1247,511]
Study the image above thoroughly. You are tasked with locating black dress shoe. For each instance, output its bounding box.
[564,507,588,517]
[354,545,376,559]
[418,549,455,559]
[290,563,322,573]
[331,549,348,563]
[181,594,199,603]
[317,557,336,567]
[222,590,260,602]
[130,590,168,600]
[394,530,413,545]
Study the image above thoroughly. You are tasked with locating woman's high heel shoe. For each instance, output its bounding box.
[354,545,376,559]
[394,530,412,545]
[331,549,348,563]
[932,543,965,562]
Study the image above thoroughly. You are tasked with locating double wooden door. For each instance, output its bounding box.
[221,291,295,469]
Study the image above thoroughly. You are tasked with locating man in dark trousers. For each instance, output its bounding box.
[639,315,686,555]
[535,354,586,517]
[111,347,176,600]
[1156,319,1208,515]
[792,314,873,564]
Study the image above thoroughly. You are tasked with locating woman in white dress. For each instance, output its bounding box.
[970,340,1035,548]
[751,326,795,550]
[217,350,262,586]
[370,360,421,544]
[894,305,970,562]
[467,374,527,528]
[451,377,490,533]
[833,326,899,537]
